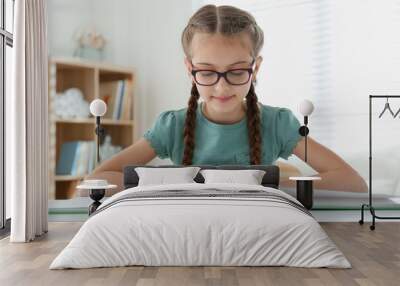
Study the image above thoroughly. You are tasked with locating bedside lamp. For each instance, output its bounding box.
[90,99,107,165]
[298,99,314,162]
[77,99,116,215]
[289,100,321,210]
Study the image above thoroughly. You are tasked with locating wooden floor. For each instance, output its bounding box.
[0,222,399,286]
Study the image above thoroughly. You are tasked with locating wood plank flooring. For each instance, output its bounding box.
[0,222,399,286]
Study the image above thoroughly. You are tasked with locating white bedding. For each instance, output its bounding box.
[50,183,351,269]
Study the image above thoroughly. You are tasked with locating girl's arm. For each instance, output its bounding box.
[84,138,157,192]
[280,137,368,193]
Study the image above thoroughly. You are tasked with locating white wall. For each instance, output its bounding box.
[48,0,193,164]
[47,0,94,57]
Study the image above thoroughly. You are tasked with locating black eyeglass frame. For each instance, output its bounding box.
[191,59,256,86]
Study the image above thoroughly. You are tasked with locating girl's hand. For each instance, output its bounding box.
[291,137,368,192]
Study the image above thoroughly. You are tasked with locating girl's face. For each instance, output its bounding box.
[185,33,263,115]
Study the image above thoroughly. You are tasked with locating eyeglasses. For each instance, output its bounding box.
[191,59,255,86]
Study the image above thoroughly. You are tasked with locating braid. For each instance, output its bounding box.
[182,83,200,165]
[246,83,262,165]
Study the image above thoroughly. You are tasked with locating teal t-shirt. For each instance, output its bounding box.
[143,102,302,165]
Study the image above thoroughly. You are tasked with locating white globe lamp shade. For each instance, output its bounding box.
[90,99,107,117]
[299,99,314,116]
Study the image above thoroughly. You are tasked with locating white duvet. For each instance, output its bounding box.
[50,183,351,269]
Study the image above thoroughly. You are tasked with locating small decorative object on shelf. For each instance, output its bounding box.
[100,135,122,162]
[77,180,116,215]
[54,88,90,119]
[73,27,107,61]
[289,100,321,210]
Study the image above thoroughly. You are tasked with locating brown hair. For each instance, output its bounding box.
[181,5,264,165]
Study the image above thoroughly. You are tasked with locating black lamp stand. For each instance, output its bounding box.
[88,116,107,215]
[289,115,320,210]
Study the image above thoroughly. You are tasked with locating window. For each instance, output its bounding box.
[1,0,14,234]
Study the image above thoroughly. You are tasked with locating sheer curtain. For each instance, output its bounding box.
[8,0,49,242]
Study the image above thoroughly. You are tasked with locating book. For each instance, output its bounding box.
[100,80,130,120]
[56,141,80,175]
[71,142,81,175]
[99,81,120,119]
[118,80,126,119]
[113,80,124,119]
[121,80,132,120]
[118,80,126,120]
[74,141,91,176]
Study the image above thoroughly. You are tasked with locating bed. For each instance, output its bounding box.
[50,165,351,269]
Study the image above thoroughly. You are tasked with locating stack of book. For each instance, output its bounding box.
[56,140,97,176]
[100,79,133,120]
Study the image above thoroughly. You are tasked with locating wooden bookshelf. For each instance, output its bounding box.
[48,57,135,199]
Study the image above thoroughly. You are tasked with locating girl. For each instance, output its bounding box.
[87,4,367,194]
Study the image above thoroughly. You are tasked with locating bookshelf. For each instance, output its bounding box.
[48,57,135,199]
